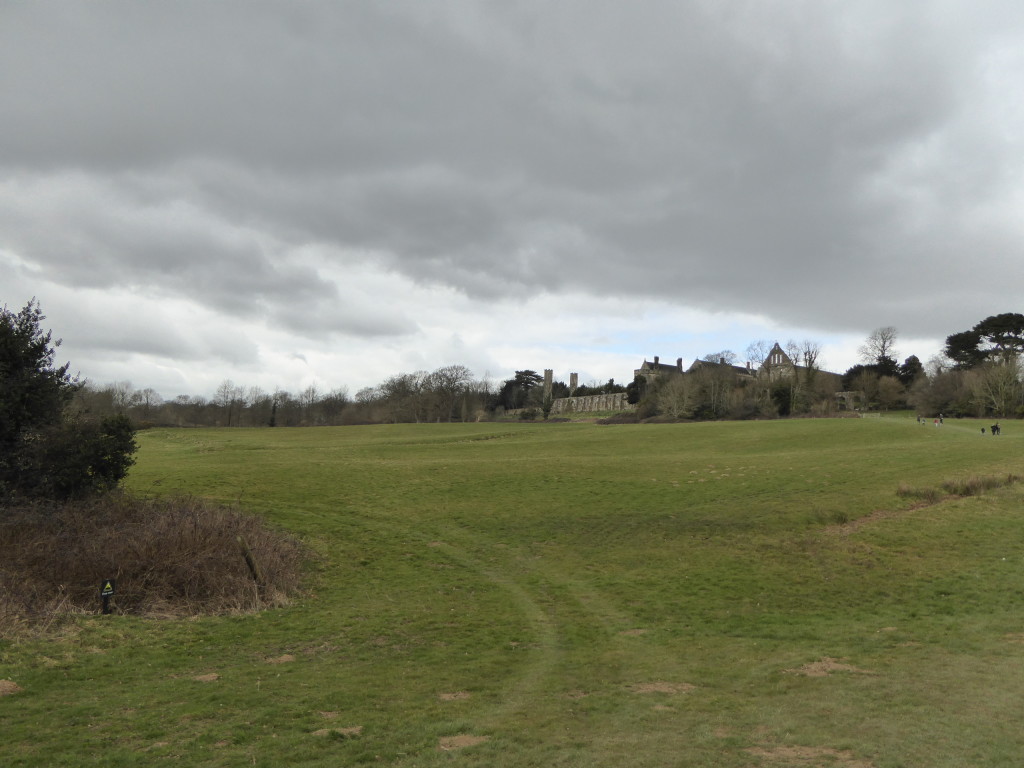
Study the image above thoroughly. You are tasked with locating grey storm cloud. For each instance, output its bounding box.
[2,0,1024,362]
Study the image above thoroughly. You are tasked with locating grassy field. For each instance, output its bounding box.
[3,416,1024,767]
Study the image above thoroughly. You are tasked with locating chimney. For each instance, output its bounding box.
[654,356,660,366]
[720,357,726,365]
[676,358,683,371]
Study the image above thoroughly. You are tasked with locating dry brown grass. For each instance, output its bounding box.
[895,482,943,503]
[896,473,1021,503]
[0,493,306,637]
[941,473,1021,497]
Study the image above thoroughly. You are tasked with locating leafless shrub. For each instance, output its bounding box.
[0,493,306,637]
[0,591,28,639]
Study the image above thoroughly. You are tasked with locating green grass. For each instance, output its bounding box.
[3,416,1024,766]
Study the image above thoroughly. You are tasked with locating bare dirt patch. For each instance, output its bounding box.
[193,673,220,683]
[826,501,934,537]
[746,745,875,767]
[619,628,650,636]
[0,679,23,696]
[785,657,872,677]
[317,711,340,719]
[438,691,471,701]
[826,509,896,536]
[438,734,489,750]
[630,681,695,694]
[265,654,295,664]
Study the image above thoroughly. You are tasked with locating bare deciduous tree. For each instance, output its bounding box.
[925,354,951,378]
[969,359,1024,417]
[299,383,320,424]
[137,387,161,419]
[745,340,772,367]
[859,326,898,364]
[422,364,473,422]
[701,350,737,365]
[657,375,697,419]
[215,379,245,427]
[876,376,905,411]
[799,340,821,370]
[379,372,425,423]
[852,370,880,405]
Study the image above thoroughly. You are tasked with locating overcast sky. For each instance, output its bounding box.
[3,1,1023,399]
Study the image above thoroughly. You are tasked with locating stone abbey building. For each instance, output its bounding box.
[544,342,844,414]
[635,342,841,386]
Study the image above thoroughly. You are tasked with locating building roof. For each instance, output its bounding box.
[634,357,683,376]
[687,358,755,377]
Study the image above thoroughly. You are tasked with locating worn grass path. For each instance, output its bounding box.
[3,416,1024,766]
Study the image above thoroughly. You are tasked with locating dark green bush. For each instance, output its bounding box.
[1,300,137,503]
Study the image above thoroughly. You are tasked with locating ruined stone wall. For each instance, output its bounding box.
[550,393,633,414]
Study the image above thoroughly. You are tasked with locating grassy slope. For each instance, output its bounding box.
[3,416,1024,767]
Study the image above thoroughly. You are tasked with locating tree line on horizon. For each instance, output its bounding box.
[64,313,1024,427]
[71,366,630,428]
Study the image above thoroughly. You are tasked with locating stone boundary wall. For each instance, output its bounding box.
[551,393,633,414]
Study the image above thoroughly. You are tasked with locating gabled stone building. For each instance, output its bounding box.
[757,342,844,389]
[545,342,847,416]
[634,356,684,381]
[633,343,842,388]
[759,342,797,381]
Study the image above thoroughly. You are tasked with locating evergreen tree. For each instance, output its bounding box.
[945,313,1024,368]
[1,300,137,502]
